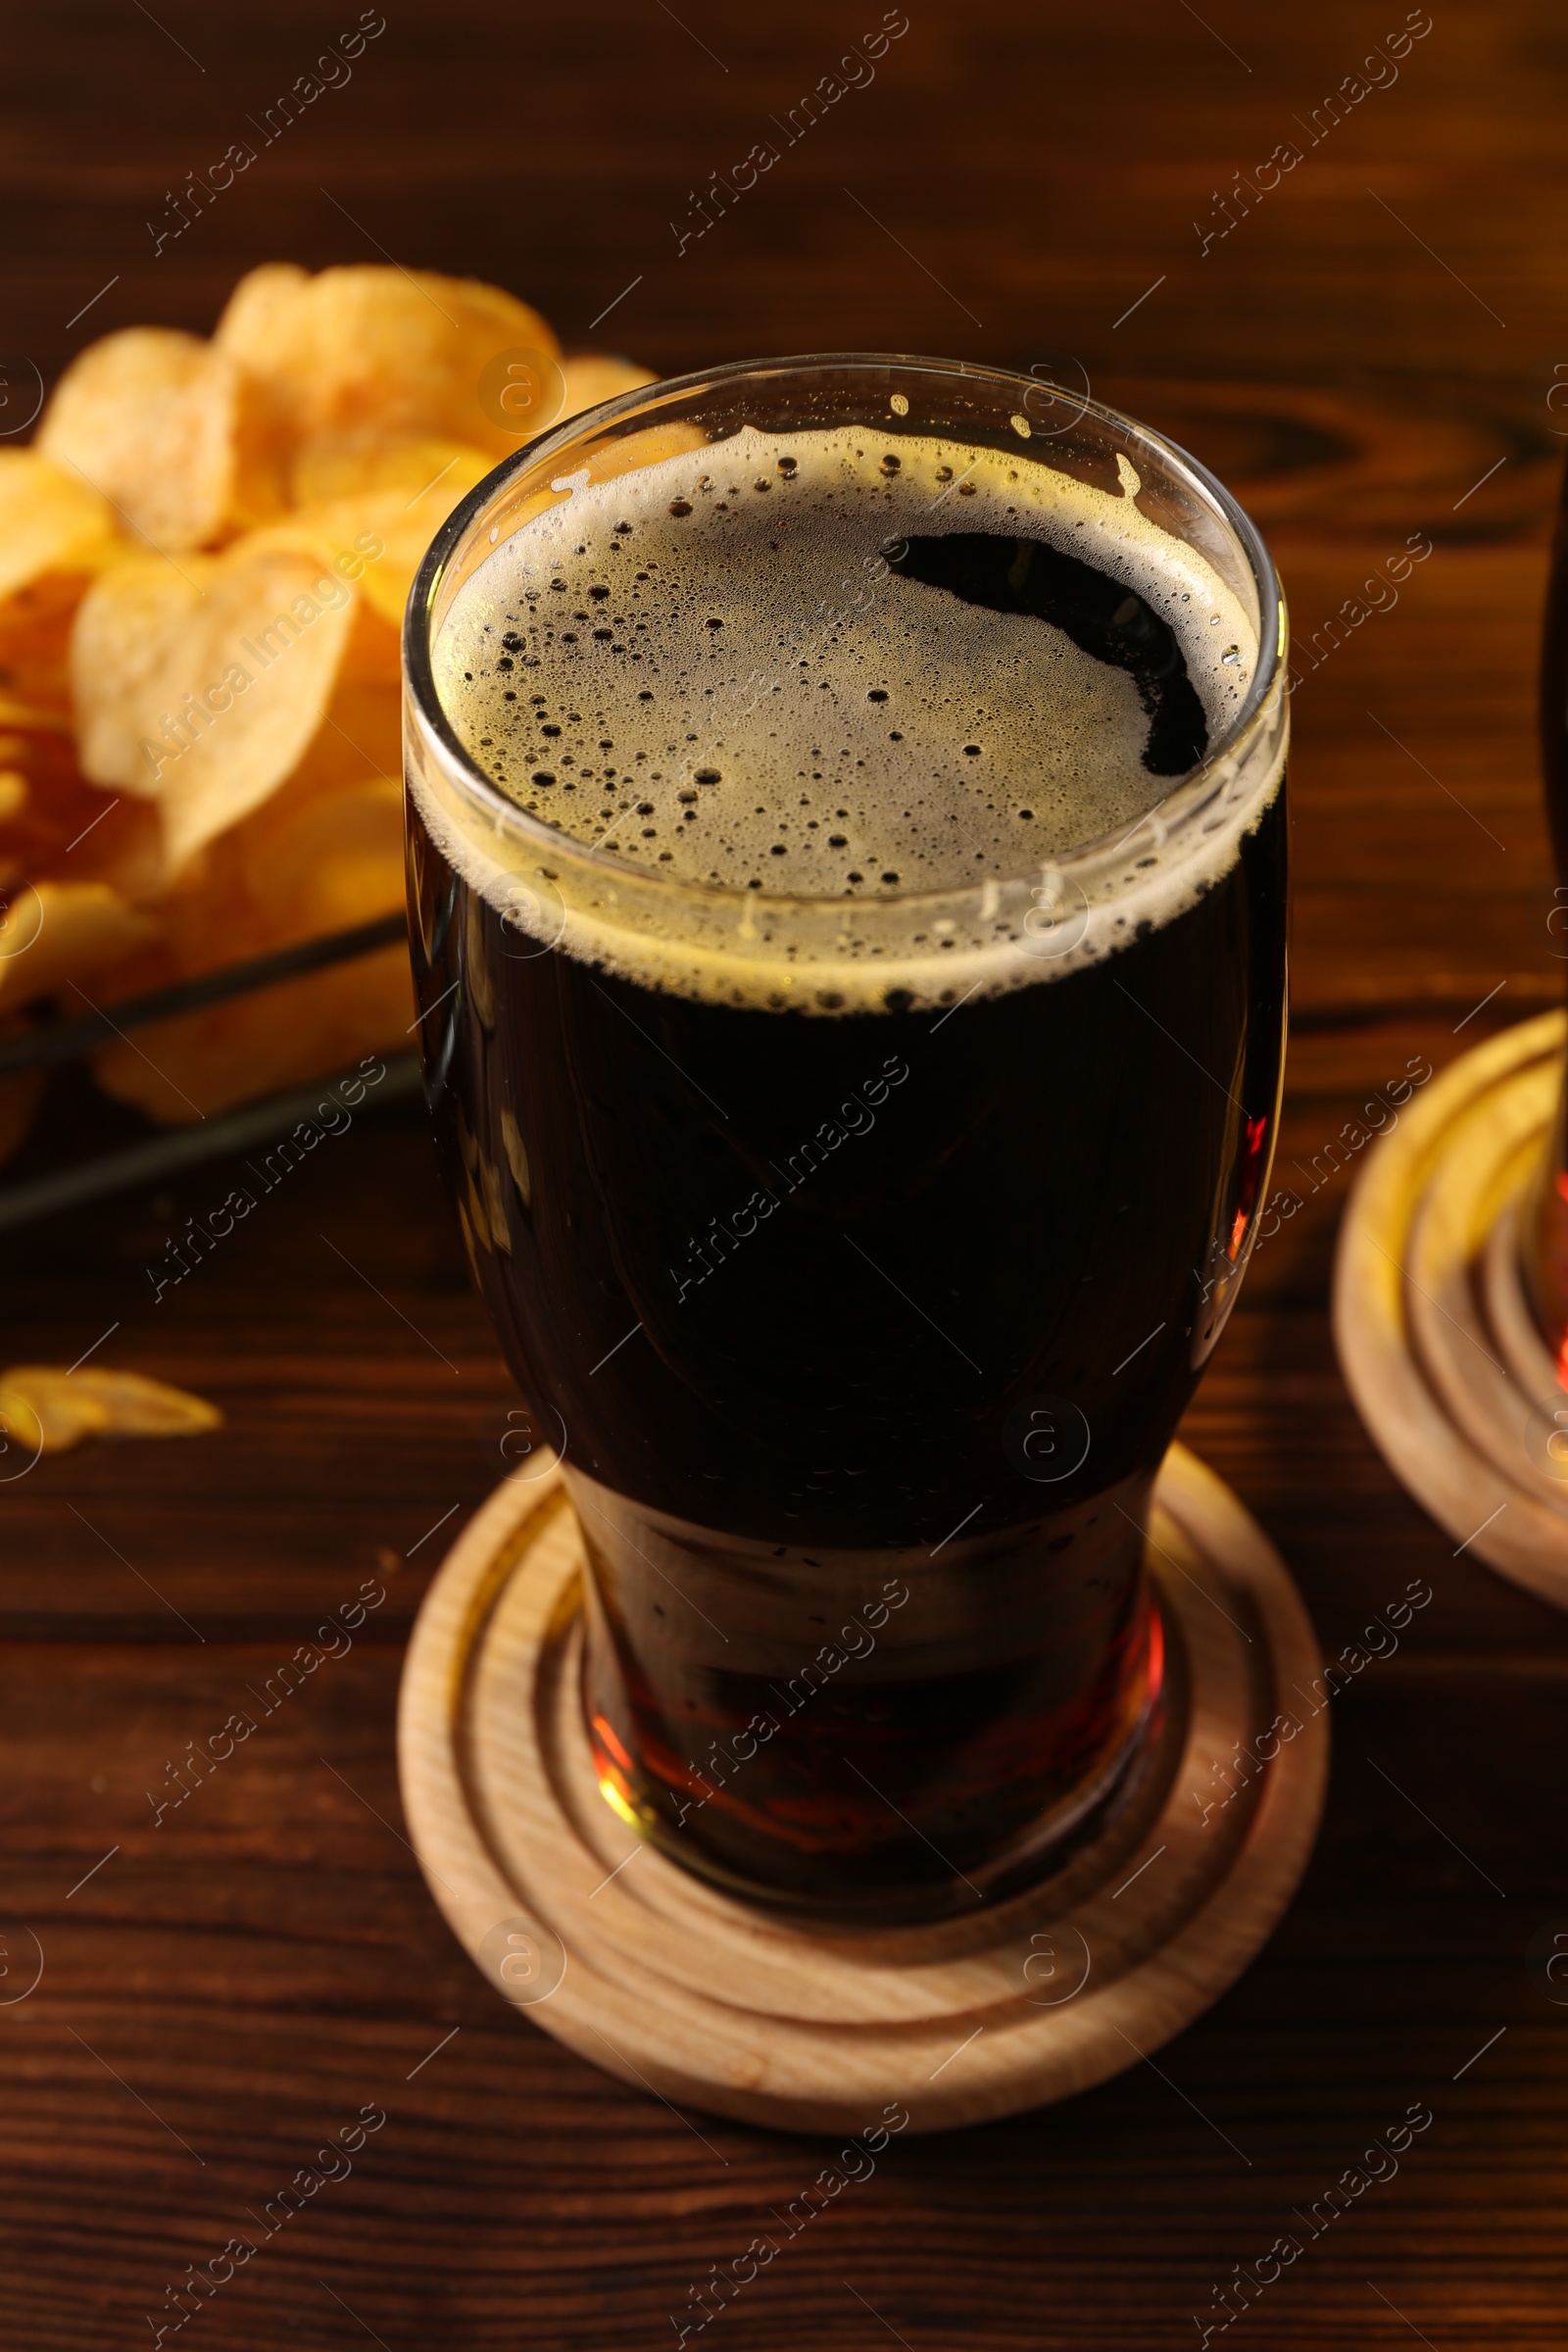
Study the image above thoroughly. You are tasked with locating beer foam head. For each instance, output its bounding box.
[416,423,1282,1011]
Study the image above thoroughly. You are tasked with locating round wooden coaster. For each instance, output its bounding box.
[398,1444,1326,2134]
[1335,1009,1568,1608]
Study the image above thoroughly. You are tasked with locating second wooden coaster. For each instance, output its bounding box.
[397,1444,1327,2135]
[1335,1009,1568,1608]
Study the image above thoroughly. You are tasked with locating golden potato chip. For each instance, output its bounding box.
[0,1364,220,1454]
[223,619,400,885]
[0,451,119,602]
[290,429,491,514]
[0,1385,43,1462]
[0,568,105,726]
[240,772,403,934]
[281,368,658,627]
[225,369,294,532]
[248,491,407,574]
[354,502,469,632]
[0,725,164,904]
[337,598,402,688]
[110,735,394,977]
[214,262,309,363]
[82,733,409,1128]
[350,539,415,636]
[215,263,560,459]
[92,944,412,1122]
[37,328,251,554]
[270,466,486,636]
[72,532,359,868]
[312,680,400,792]
[250,696,386,817]
[557,353,659,419]
[211,279,301,529]
[281,452,494,635]
[0,877,159,1010]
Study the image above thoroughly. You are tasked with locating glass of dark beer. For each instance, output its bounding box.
[403,357,1288,1921]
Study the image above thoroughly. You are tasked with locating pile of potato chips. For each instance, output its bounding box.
[0,263,652,1151]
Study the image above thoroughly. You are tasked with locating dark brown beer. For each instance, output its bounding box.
[405,383,1287,1915]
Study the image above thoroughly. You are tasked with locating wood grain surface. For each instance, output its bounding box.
[4,2,1567,2344]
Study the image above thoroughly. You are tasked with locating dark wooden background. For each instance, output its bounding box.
[5,2,1567,2344]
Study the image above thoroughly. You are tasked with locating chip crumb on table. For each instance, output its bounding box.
[0,1364,221,1458]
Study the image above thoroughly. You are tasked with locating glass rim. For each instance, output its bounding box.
[403,351,1286,918]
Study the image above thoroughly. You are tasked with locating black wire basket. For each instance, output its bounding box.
[0,910,421,1233]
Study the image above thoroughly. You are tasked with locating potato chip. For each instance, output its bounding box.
[222,614,401,899]
[557,353,659,420]
[216,263,561,461]
[37,328,253,554]
[277,676,399,804]
[225,372,294,533]
[0,568,105,727]
[280,367,657,626]
[0,451,119,602]
[241,772,403,934]
[274,458,495,635]
[0,726,163,904]
[213,262,308,367]
[336,598,402,689]
[275,468,489,635]
[0,877,159,1010]
[290,429,491,514]
[0,1364,220,1454]
[84,736,408,1125]
[0,1386,43,1461]
[72,532,359,868]
[354,499,475,632]
[102,710,398,964]
[92,943,412,1121]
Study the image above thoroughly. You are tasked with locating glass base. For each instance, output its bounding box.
[583,1586,1171,1928]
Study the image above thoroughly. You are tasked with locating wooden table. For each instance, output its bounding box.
[5,2,1565,2343]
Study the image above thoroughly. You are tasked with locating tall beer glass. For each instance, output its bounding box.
[403,357,1288,1920]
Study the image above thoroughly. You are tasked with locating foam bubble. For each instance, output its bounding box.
[416,424,1281,1012]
